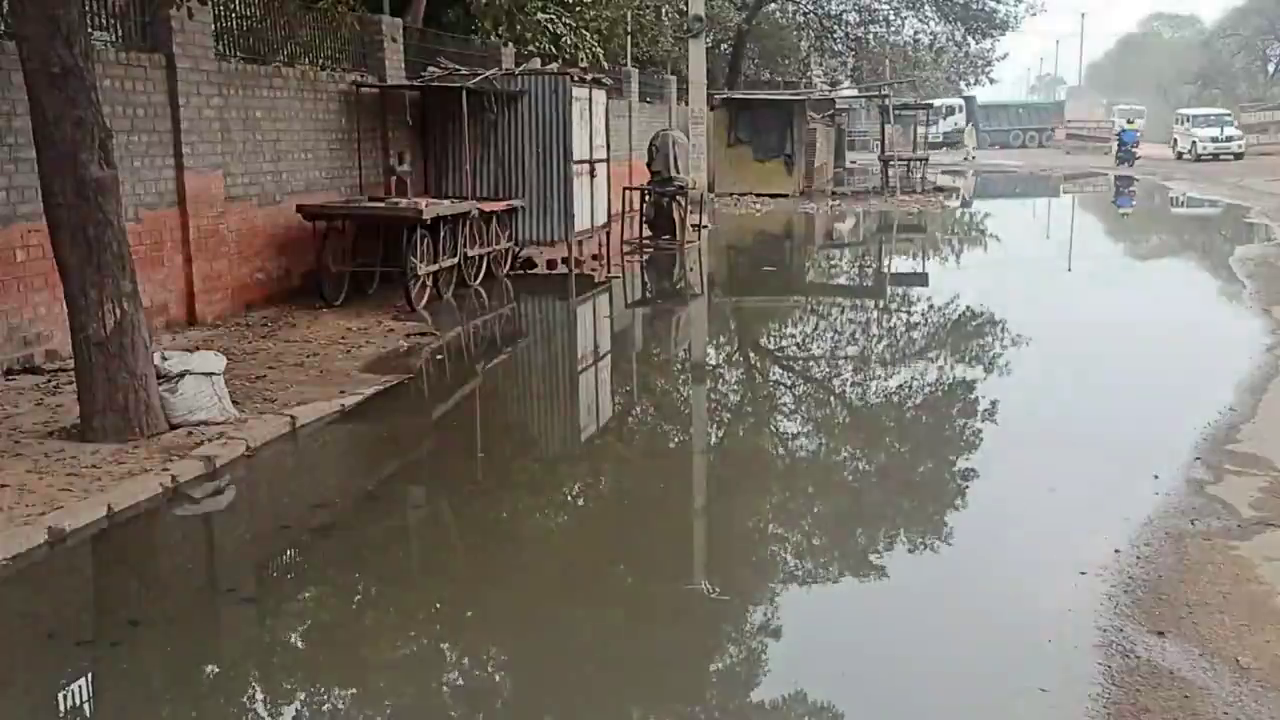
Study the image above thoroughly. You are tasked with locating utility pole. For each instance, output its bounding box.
[687,0,708,191]
[1054,39,1060,77]
[1025,67,1031,99]
[1077,12,1085,85]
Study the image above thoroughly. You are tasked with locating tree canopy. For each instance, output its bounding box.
[374,0,1037,93]
[1084,4,1280,138]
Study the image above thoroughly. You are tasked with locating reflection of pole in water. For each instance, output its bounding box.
[691,292,709,588]
[1046,198,1052,239]
[474,389,483,485]
[1068,195,1076,272]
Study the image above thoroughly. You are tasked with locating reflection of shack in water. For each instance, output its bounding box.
[502,278,619,459]
[717,209,929,303]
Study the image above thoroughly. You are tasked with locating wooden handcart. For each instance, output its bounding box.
[295,196,524,312]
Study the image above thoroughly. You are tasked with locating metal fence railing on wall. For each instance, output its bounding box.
[211,0,367,72]
[403,26,501,78]
[1,0,152,50]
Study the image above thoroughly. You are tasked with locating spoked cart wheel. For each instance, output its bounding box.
[459,215,489,287]
[489,212,515,277]
[434,219,460,298]
[402,224,436,312]
[317,221,352,306]
[352,223,384,295]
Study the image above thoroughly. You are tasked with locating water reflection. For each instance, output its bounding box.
[1,196,1019,719]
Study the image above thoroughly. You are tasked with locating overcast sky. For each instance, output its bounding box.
[972,0,1238,100]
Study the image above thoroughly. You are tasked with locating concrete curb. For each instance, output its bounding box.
[0,374,411,576]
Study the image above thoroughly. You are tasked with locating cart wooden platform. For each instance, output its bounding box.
[296,196,524,311]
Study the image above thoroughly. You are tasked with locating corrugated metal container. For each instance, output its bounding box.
[418,73,610,250]
[501,73,574,248]
[503,281,616,459]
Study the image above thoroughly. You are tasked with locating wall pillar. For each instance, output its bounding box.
[360,14,406,83]
[155,3,229,324]
[663,74,678,128]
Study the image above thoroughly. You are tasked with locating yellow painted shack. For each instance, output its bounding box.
[711,92,837,196]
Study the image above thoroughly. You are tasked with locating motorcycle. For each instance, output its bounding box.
[1115,128,1140,168]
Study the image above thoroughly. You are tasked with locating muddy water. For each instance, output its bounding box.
[0,174,1271,719]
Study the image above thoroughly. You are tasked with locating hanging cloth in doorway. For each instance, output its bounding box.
[727,101,795,174]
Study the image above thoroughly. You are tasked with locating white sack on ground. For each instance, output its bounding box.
[153,350,240,427]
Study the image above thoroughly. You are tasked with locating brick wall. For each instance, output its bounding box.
[0,9,398,367]
[0,44,184,364]
[606,98,678,215]
[0,12,677,368]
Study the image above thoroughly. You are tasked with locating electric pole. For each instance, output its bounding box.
[1077,12,1085,85]
[687,0,708,191]
[1054,39,1060,77]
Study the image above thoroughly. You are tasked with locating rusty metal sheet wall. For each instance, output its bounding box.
[504,74,575,248]
[418,74,582,249]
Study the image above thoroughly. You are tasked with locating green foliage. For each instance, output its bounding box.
[358,0,1033,92]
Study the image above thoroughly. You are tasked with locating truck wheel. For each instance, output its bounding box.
[1172,140,1183,160]
[1008,130,1025,148]
[1234,152,1246,161]
[1189,142,1201,162]
[1024,131,1040,148]
[978,132,991,149]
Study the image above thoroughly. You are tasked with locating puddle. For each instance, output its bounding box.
[0,173,1272,718]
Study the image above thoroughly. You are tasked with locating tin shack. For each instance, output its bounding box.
[710,91,837,196]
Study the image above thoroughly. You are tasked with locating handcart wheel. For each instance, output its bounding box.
[490,212,515,277]
[402,225,436,312]
[462,284,490,321]
[353,223,384,295]
[317,221,352,307]
[459,216,489,286]
[434,221,459,298]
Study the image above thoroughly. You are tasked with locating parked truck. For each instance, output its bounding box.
[926,95,1066,150]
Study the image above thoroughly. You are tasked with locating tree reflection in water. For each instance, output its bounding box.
[0,209,1017,720]
[236,210,1016,719]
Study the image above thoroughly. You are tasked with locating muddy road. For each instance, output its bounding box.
[1,173,1277,718]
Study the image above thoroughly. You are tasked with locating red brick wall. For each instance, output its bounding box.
[0,23,383,367]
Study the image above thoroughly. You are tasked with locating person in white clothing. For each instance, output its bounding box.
[962,123,977,161]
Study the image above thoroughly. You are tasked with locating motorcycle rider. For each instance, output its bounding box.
[1115,122,1140,158]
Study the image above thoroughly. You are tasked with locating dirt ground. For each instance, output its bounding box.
[0,290,427,531]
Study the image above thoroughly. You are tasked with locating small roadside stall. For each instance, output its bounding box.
[295,72,527,311]
[709,90,837,196]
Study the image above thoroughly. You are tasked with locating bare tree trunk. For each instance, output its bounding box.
[9,0,169,442]
[724,0,772,90]
[402,0,427,27]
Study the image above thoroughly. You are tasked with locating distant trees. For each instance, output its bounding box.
[1028,72,1066,101]
[1085,5,1280,135]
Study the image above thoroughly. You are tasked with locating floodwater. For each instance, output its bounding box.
[0,172,1273,719]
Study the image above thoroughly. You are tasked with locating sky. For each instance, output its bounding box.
[973,0,1238,101]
